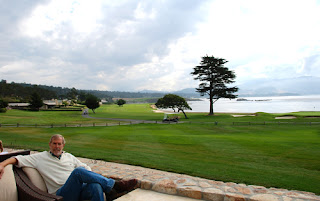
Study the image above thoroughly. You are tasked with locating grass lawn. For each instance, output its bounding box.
[1,104,320,194]
[92,104,163,120]
[0,108,118,125]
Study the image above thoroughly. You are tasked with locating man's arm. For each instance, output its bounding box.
[0,157,18,179]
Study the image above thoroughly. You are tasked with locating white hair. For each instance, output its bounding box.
[50,134,66,144]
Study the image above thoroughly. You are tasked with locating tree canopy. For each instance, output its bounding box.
[0,99,8,108]
[29,92,44,111]
[116,99,126,107]
[191,55,238,115]
[155,94,192,119]
[85,94,100,113]
[0,99,8,113]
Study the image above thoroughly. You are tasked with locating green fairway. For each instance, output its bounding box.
[0,108,118,125]
[92,103,163,120]
[1,104,320,194]
[2,104,320,124]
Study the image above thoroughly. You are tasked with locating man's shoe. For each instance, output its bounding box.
[106,189,129,201]
[113,179,138,193]
[105,189,117,201]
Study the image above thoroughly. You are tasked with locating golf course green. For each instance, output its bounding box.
[1,104,319,194]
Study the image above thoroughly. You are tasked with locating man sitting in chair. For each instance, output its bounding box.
[0,134,137,201]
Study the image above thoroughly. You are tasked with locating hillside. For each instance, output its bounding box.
[1,76,320,101]
[236,76,320,97]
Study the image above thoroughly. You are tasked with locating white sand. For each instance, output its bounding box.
[275,116,297,119]
[232,115,256,117]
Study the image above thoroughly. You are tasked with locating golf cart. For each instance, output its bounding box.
[162,112,180,123]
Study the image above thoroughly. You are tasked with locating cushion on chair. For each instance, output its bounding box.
[0,164,18,201]
[22,167,48,192]
[21,167,107,200]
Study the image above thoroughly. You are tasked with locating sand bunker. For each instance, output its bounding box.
[232,115,256,117]
[275,116,297,119]
[153,110,166,113]
[151,105,166,113]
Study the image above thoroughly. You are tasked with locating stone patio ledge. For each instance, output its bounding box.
[78,157,320,201]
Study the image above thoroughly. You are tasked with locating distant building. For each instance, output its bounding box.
[8,103,30,109]
[43,99,63,109]
[8,99,63,110]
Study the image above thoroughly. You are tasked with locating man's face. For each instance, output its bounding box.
[49,137,65,156]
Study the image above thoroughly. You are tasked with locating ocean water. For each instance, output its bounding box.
[186,95,320,113]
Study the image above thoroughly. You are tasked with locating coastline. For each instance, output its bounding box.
[185,95,320,113]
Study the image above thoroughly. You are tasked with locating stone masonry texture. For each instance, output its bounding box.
[77,157,320,201]
[4,149,315,201]
[6,148,319,201]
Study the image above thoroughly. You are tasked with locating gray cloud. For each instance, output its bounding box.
[0,0,208,83]
[0,0,48,30]
[1,0,320,91]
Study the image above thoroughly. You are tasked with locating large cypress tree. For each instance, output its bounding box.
[191,55,238,115]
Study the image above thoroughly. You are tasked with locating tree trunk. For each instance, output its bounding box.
[180,109,188,119]
[209,99,214,115]
[209,91,214,115]
[92,109,95,114]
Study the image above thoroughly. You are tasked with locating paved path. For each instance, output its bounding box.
[77,156,320,201]
[82,113,175,125]
[83,114,157,123]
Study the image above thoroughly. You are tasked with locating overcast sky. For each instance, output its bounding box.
[1,0,320,91]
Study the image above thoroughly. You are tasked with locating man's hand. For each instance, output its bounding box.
[0,158,18,179]
[0,164,5,179]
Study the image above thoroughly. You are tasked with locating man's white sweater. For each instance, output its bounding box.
[15,151,91,194]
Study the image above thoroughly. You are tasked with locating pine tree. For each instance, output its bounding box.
[191,55,238,115]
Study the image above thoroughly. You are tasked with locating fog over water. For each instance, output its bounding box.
[186,95,320,113]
